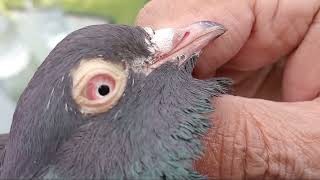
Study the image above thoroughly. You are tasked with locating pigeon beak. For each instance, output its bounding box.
[144,21,226,69]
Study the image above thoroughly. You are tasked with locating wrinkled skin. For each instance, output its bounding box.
[136,0,320,179]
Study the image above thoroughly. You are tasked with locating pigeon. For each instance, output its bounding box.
[0,21,231,179]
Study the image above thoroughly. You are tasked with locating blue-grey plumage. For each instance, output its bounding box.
[0,22,231,179]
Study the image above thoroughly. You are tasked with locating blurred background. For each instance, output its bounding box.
[0,0,147,133]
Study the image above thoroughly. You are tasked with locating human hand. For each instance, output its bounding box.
[136,0,320,179]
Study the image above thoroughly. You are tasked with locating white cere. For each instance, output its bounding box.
[151,28,175,53]
[144,27,175,54]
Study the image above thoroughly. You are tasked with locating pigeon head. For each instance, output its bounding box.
[1,22,230,179]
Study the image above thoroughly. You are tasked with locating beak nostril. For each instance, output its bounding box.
[181,31,190,42]
[172,31,190,50]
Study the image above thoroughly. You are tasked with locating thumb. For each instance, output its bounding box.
[136,0,254,78]
[195,95,320,179]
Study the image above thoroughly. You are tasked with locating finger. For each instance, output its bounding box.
[283,11,320,102]
[195,95,320,179]
[136,0,255,78]
[192,0,254,78]
[225,0,319,71]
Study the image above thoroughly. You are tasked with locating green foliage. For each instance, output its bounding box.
[0,0,147,24]
[0,0,24,15]
[0,0,25,9]
[34,0,147,24]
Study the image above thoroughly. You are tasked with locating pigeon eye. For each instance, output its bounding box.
[71,58,128,114]
[85,74,115,100]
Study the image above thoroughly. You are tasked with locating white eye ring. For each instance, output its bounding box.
[71,58,128,115]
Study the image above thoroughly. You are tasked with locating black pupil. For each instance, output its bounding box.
[98,85,110,96]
